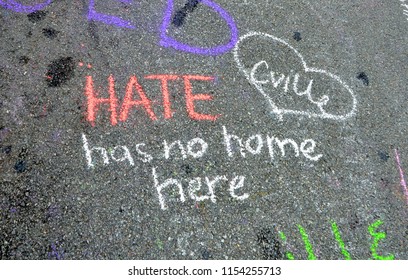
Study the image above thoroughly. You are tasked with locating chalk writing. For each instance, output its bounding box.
[1,0,238,55]
[278,231,295,260]
[331,221,352,260]
[163,138,209,159]
[278,220,394,260]
[81,125,321,209]
[233,31,358,121]
[394,149,408,205]
[82,127,322,169]
[84,74,219,126]
[153,168,248,210]
[87,0,135,29]
[400,0,408,21]
[0,0,52,13]
[222,126,322,162]
[160,0,239,55]
[82,134,149,167]
[297,225,317,260]
[368,220,395,260]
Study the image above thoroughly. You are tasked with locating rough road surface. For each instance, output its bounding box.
[0,0,407,259]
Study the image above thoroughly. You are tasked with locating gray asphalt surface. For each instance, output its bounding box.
[0,0,407,259]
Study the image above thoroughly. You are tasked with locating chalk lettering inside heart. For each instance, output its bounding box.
[233,31,357,121]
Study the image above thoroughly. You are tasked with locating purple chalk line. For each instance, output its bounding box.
[0,0,52,14]
[88,0,135,29]
[1,0,238,55]
[160,0,239,55]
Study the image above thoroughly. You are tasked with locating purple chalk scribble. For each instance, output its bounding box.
[46,204,61,220]
[160,0,239,55]
[48,242,64,260]
[394,149,408,205]
[0,127,10,142]
[88,0,135,29]
[117,0,132,4]
[51,130,62,142]
[0,0,52,14]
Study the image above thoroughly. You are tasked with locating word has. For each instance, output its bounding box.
[0,0,238,55]
[84,74,220,126]
[279,220,394,260]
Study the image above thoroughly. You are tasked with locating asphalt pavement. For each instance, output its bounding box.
[0,0,407,259]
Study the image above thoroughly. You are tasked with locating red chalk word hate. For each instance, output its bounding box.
[85,74,220,126]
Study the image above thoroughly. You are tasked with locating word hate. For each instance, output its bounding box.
[84,74,220,126]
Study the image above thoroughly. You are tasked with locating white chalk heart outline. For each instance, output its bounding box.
[233,31,357,121]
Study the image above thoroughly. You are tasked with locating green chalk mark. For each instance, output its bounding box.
[278,231,295,260]
[331,221,352,260]
[156,238,164,250]
[368,220,394,260]
[286,252,295,260]
[279,231,287,242]
[298,225,317,260]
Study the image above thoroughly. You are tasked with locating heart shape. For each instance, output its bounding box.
[233,31,357,121]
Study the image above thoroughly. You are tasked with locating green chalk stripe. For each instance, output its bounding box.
[331,221,352,260]
[368,220,394,260]
[278,231,295,260]
[297,225,317,260]
[286,252,295,260]
[279,231,287,242]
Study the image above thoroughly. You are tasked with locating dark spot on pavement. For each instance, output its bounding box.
[256,227,283,260]
[181,164,193,175]
[293,31,302,41]
[380,178,389,187]
[27,11,47,23]
[201,249,212,260]
[349,214,360,230]
[14,160,27,173]
[378,151,389,162]
[19,56,30,64]
[357,72,369,86]
[172,0,201,27]
[42,28,59,39]
[2,145,12,154]
[46,57,75,87]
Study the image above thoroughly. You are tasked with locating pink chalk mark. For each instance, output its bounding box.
[394,149,408,205]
